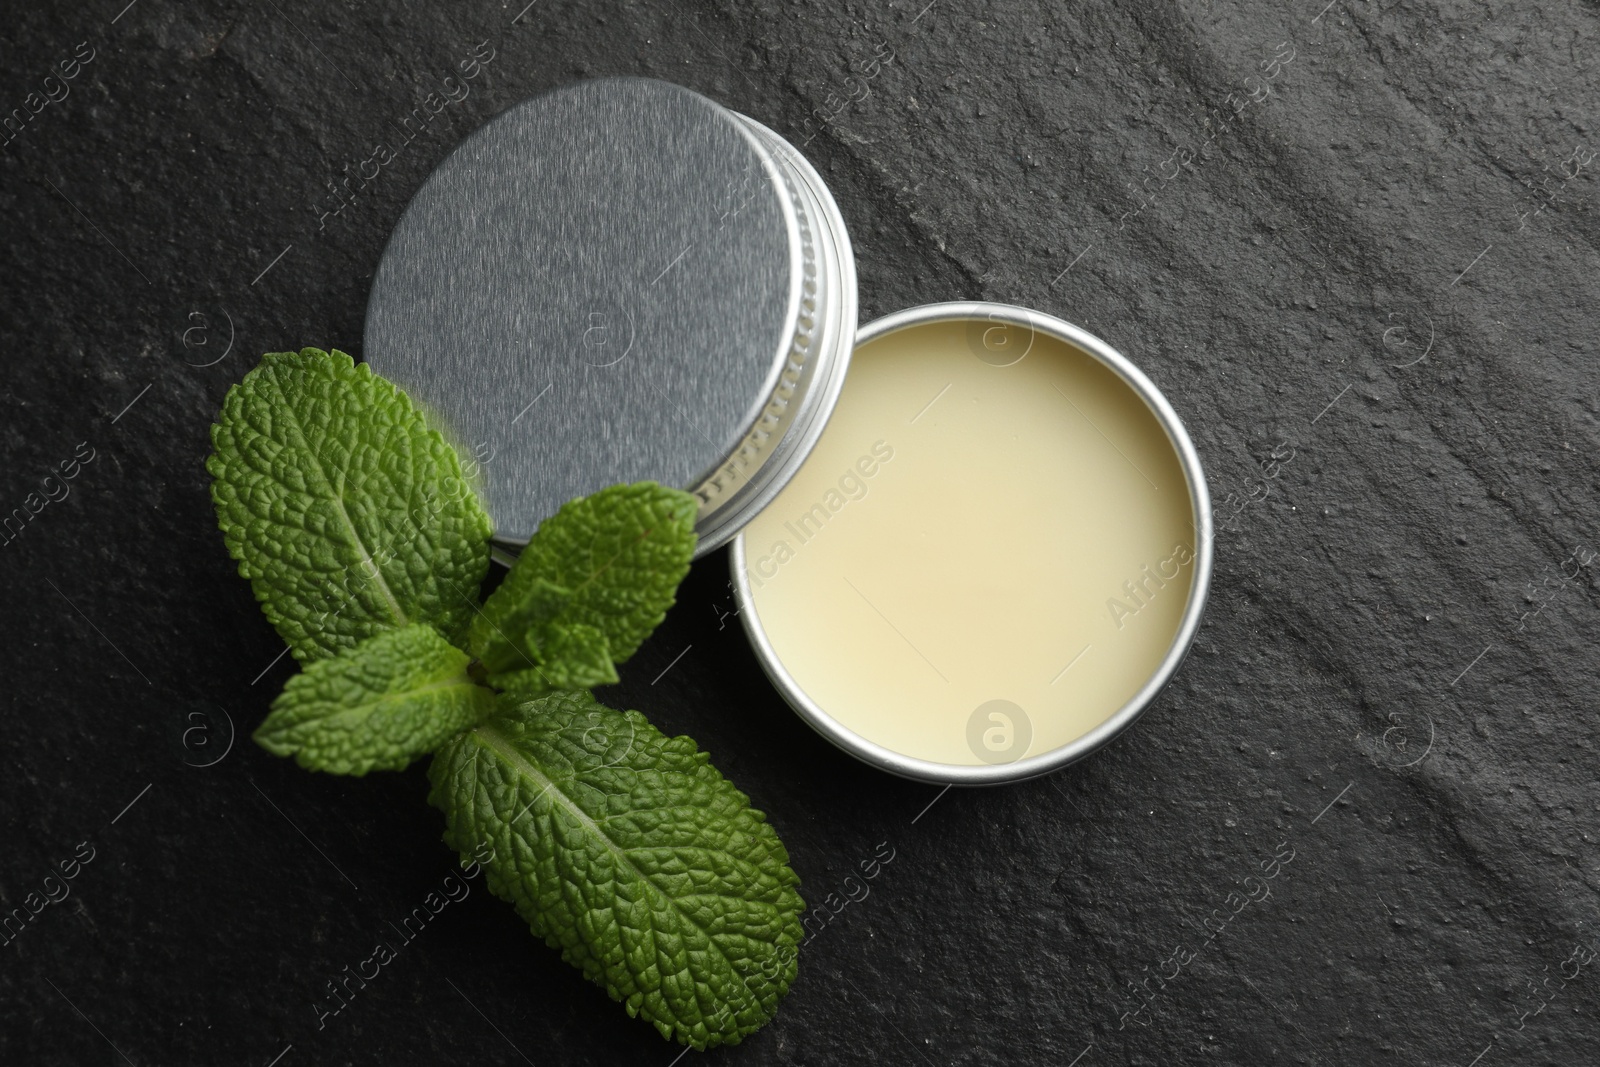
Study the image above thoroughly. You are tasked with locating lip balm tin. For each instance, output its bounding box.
[364,77,1213,784]
[731,302,1213,784]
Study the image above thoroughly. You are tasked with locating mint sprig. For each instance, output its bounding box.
[208,348,803,1050]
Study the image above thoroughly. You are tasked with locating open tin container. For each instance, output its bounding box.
[364,77,1213,785]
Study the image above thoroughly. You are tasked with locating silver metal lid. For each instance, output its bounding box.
[364,77,856,556]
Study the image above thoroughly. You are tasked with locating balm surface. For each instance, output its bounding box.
[741,319,1196,766]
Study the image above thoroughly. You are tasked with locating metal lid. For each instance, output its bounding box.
[364,77,856,555]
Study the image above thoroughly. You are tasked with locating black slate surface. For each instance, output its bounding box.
[3,1,1599,1064]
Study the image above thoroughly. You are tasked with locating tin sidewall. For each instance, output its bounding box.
[689,110,859,555]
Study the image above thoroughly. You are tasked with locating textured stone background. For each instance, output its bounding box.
[3,0,1598,1064]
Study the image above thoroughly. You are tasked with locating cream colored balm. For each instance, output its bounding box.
[741,318,1196,767]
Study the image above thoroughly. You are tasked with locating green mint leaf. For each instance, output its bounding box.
[207,348,493,662]
[427,690,804,1049]
[488,616,620,695]
[470,483,697,693]
[255,623,494,775]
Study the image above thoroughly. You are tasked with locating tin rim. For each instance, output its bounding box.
[688,109,858,555]
[729,301,1214,785]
